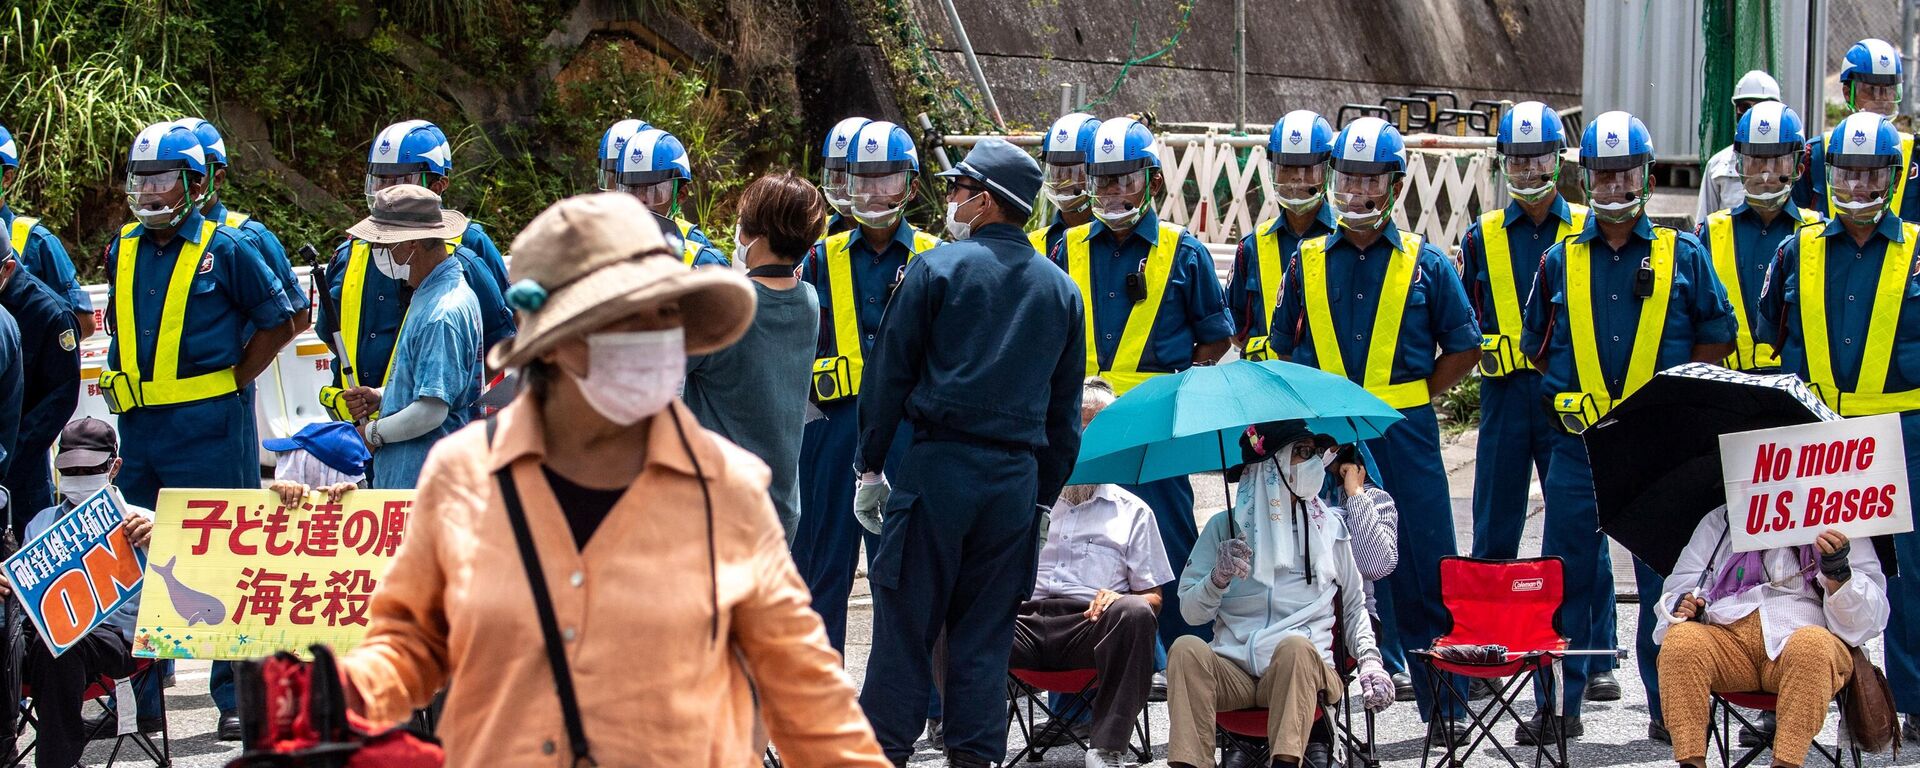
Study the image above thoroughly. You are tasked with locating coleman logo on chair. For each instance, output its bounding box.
[1510,578,1544,592]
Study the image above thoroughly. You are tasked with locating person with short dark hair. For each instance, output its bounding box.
[684,171,825,540]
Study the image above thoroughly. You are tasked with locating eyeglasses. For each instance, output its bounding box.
[949,180,988,196]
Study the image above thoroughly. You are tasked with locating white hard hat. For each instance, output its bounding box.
[1732,70,1782,103]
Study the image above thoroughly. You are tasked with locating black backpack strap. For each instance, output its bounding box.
[489,417,595,767]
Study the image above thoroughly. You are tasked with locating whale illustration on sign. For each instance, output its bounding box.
[151,556,226,626]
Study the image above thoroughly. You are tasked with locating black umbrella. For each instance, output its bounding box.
[1585,363,1898,577]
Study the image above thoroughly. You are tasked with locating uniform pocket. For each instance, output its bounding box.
[866,489,919,591]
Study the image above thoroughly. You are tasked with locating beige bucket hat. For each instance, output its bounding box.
[346,185,468,244]
[487,192,755,369]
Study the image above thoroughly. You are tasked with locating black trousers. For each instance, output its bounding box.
[1010,595,1158,751]
[27,625,133,768]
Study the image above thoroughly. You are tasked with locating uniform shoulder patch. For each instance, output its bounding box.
[58,328,75,351]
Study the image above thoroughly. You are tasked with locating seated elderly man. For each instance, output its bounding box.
[1011,378,1174,768]
[1654,510,1888,768]
[1167,420,1395,768]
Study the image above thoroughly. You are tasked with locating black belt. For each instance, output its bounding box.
[912,422,1032,454]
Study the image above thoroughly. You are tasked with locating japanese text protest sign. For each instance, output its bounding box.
[134,488,414,660]
[1720,414,1913,552]
[5,488,145,657]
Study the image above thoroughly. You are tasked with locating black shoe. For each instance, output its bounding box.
[80,711,165,739]
[1737,711,1776,748]
[1648,719,1671,745]
[1514,713,1582,746]
[1150,671,1168,703]
[1303,741,1335,768]
[1469,676,1498,701]
[945,751,992,768]
[1220,748,1258,768]
[1904,714,1920,743]
[1426,719,1471,748]
[1583,670,1621,702]
[218,712,243,742]
[1028,717,1090,749]
[1393,672,1415,702]
[924,717,944,751]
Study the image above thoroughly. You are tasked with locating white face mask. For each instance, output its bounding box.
[945,191,984,240]
[732,227,757,266]
[569,328,686,426]
[58,471,110,507]
[1281,452,1328,501]
[371,245,411,283]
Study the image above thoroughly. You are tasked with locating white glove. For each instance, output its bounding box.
[1357,657,1395,713]
[1211,538,1253,589]
[853,472,890,534]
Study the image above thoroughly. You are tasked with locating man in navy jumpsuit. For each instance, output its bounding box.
[0,237,78,535]
[1270,118,1481,727]
[0,124,95,337]
[856,138,1084,768]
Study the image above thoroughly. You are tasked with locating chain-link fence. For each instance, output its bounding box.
[1828,0,1911,118]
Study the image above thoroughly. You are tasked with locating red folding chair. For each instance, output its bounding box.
[1004,668,1151,763]
[13,658,170,767]
[1710,691,1860,768]
[1410,556,1569,768]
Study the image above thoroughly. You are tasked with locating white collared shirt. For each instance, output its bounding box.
[1032,484,1175,601]
[1653,508,1888,660]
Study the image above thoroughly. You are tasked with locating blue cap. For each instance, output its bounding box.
[0,124,18,168]
[1579,111,1655,171]
[1734,102,1805,158]
[264,421,371,477]
[1268,110,1334,165]
[1497,102,1566,157]
[935,138,1043,216]
[1841,38,1902,86]
[1331,117,1408,175]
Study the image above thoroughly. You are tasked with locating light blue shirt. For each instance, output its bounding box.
[373,257,482,489]
[27,499,151,644]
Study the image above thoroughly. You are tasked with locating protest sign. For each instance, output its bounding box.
[1720,413,1913,552]
[4,488,145,657]
[134,488,413,660]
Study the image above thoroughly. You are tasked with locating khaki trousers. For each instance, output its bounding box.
[1166,634,1343,768]
[1658,613,1853,767]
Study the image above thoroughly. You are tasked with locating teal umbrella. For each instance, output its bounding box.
[1069,359,1405,485]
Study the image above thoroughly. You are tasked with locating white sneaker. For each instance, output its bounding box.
[1085,748,1129,768]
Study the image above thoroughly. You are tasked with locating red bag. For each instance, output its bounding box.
[226,644,443,768]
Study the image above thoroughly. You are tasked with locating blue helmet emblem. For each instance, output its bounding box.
[834,135,848,151]
[1352,135,1367,153]
[1605,132,1620,148]
[137,137,150,151]
[1101,137,1116,154]
[1757,119,1771,135]
[1288,129,1302,144]
[1881,54,1893,67]
[865,137,878,152]
[1519,119,1534,135]
[378,137,392,154]
[1854,129,1869,146]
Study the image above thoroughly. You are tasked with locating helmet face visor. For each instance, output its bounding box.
[1044,162,1090,211]
[1501,154,1559,201]
[1270,162,1327,211]
[617,179,678,211]
[1850,81,1903,114]
[1735,152,1798,205]
[1831,165,1894,222]
[365,172,427,209]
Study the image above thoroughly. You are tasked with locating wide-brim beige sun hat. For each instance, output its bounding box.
[487,192,755,370]
[346,184,470,244]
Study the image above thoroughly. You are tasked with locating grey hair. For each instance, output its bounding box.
[1083,377,1117,412]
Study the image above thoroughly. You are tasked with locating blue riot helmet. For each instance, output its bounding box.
[1268,110,1334,214]
[1578,111,1655,223]
[616,128,692,217]
[0,124,16,169]
[1328,117,1408,231]
[126,120,209,229]
[1840,38,1903,114]
[1496,101,1568,203]
[820,116,872,217]
[1732,101,1806,212]
[1825,111,1904,225]
[843,121,920,228]
[597,119,651,192]
[365,119,452,210]
[1040,113,1100,213]
[1086,117,1160,229]
[176,117,231,209]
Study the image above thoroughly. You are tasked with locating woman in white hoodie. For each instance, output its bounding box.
[1164,420,1395,768]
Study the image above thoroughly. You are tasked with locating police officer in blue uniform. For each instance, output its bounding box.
[0,230,78,535]
[1519,111,1735,745]
[1028,112,1100,257]
[1229,110,1337,360]
[0,124,94,337]
[854,137,1084,768]
[315,120,512,425]
[795,121,943,653]
[1057,117,1231,655]
[1760,111,1920,744]
[613,128,728,267]
[1794,39,1915,223]
[594,118,649,193]
[821,117,872,236]
[106,121,295,739]
[1699,101,1819,375]
[1270,117,1479,730]
[1461,102,1583,562]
